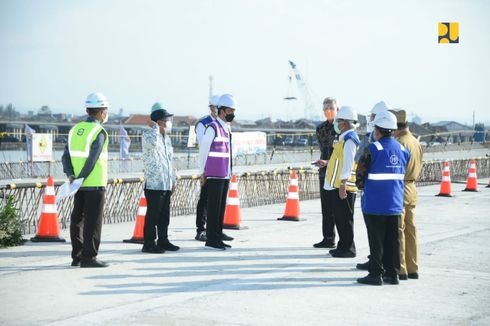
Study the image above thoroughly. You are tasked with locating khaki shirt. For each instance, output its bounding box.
[396,129,423,182]
[396,129,423,205]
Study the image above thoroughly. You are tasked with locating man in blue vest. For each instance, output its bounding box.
[194,95,219,242]
[199,94,237,250]
[356,111,410,285]
[62,92,110,268]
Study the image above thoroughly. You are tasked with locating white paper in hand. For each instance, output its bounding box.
[56,178,84,203]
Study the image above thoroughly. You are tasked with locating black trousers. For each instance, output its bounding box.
[319,177,336,242]
[206,178,230,244]
[195,183,208,233]
[70,189,105,261]
[364,213,401,277]
[332,190,356,254]
[144,189,172,248]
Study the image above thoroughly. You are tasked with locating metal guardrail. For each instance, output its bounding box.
[1,158,489,235]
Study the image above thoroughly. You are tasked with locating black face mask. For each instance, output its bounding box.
[225,113,235,122]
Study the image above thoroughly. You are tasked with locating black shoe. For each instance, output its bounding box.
[222,233,234,241]
[221,242,232,248]
[159,242,180,252]
[142,246,165,254]
[205,242,226,250]
[313,240,336,248]
[356,261,370,270]
[357,274,382,286]
[383,275,399,285]
[330,249,356,258]
[71,258,80,267]
[195,231,207,242]
[408,272,419,279]
[399,274,408,280]
[80,259,109,268]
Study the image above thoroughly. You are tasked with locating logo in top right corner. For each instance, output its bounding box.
[438,22,459,44]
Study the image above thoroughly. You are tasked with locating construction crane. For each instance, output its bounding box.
[288,60,318,120]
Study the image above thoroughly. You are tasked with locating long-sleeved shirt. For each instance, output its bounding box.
[142,125,176,191]
[324,128,357,190]
[199,117,232,179]
[61,116,106,190]
[396,129,423,181]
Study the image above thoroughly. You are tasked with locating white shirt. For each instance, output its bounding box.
[324,128,357,190]
[198,117,232,179]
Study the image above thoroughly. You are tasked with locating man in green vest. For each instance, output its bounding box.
[62,92,110,268]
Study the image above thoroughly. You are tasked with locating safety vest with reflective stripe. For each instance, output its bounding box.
[325,130,360,192]
[361,136,410,215]
[68,121,108,187]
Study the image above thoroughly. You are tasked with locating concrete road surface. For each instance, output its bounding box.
[1,181,489,325]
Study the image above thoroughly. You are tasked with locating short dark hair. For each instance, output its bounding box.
[87,107,107,117]
[397,122,408,130]
[375,126,392,137]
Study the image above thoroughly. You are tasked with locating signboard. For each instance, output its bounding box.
[31,133,53,162]
[232,132,267,156]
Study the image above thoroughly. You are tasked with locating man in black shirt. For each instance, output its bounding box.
[312,97,338,248]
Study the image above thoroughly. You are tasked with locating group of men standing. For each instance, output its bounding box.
[62,91,422,285]
[62,92,238,268]
[313,98,423,285]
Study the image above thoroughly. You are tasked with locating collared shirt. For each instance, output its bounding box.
[199,117,232,179]
[396,129,423,181]
[61,116,106,190]
[316,120,337,176]
[142,125,176,191]
[324,128,357,190]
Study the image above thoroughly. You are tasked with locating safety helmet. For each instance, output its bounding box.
[209,95,220,107]
[373,110,398,130]
[85,92,110,109]
[370,101,392,115]
[217,94,237,109]
[335,106,358,122]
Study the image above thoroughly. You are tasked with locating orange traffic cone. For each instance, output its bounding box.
[462,160,479,192]
[436,161,453,197]
[224,175,247,230]
[123,193,146,244]
[278,170,302,221]
[31,176,65,242]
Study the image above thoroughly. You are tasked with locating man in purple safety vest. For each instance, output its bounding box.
[198,94,237,250]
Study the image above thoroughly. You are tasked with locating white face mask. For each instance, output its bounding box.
[164,121,172,133]
[102,112,109,124]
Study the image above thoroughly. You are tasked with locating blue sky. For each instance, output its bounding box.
[1,0,489,124]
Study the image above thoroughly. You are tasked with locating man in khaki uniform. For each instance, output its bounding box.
[391,109,423,280]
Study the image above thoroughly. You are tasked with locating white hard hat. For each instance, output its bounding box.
[85,92,110,109]
[370,101,392,115]
[209,95,220,107]
[336,106,358,122]
[373,110,398,130]
[217,94,237,109]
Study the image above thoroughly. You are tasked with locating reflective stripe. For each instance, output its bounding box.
[288,192,299,199]
[227,197,240,205]
[43,204,57,214]
[444,167,450,172]
[45,187,55,196]
[329,159,339,187]
[229,183,238,190]
[469,173,477,178]
[137,207,147,216]
[214,137,229,142]
[373,141,383,150]
[442,176,451,182]
[290,178,298,186]
[368,173,405,180]
[69,150,90,158]
[209,152,230,158]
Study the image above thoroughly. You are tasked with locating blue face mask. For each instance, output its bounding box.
[333,121,341,134]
